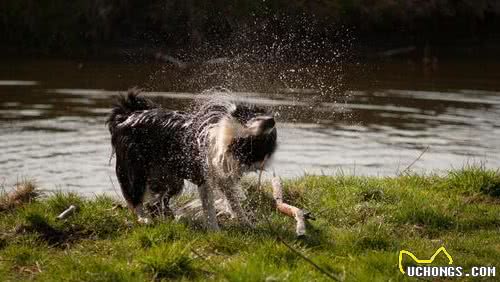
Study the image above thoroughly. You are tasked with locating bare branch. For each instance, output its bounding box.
[399,146,430,175]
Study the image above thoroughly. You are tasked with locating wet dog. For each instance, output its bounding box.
[107,90,277,229]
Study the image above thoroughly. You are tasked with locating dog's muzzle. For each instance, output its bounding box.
[260,116,276,133]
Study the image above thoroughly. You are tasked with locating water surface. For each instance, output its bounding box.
[1,58,499,195]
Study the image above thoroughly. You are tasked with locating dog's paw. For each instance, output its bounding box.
[207,221,220,231]
[137,216,153,225]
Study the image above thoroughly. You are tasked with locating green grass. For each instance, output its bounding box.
[1,167,499,281]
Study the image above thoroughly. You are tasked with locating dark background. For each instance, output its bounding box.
[2,0,500,61]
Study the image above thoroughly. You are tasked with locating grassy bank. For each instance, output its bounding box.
[1,167,499,281]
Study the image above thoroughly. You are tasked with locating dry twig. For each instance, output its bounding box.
[271,177,307,236]
[399,145,430,175]
[56,205,78,220]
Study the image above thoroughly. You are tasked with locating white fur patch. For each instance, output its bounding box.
[119,111,150,127]
[134,204,152,225]
[208,117,248,177]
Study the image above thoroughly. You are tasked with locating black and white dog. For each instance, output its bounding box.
[107,90,277,229]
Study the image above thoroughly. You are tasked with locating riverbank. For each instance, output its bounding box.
[1,167,499,281]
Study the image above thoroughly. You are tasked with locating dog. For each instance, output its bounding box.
[107,90,277,230]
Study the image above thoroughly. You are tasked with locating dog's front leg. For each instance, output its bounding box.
[197,184,220,231]
[220,184,253,227]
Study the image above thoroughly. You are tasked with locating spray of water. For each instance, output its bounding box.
[146,13,357,128]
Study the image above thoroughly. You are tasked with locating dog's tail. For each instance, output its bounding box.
[106,89,156,134]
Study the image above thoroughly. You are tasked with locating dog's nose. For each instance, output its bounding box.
[260,116,275,130]
[264,117,275,129]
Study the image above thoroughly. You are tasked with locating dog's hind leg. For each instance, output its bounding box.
[116,159,151,224]
[197,183,220,231]
[147,175,183,219]
[132,175,151,225]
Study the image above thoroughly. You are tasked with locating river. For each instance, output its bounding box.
[1,58,499,195]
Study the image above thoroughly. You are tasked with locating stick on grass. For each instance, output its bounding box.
[271,177,307,236]
[255,157,338,280]
[56,205,78,220]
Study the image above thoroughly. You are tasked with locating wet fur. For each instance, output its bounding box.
[107,90,277,228]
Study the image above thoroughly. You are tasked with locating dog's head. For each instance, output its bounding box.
[230,104,277,165]
[208,103,277,174]
[231,104,276,137]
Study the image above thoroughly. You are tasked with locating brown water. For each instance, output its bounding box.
[1,58,499,195]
